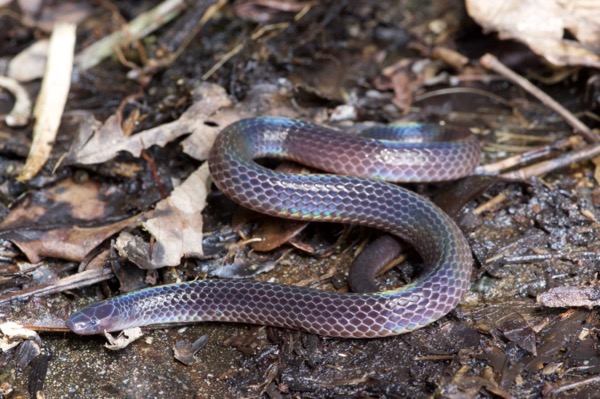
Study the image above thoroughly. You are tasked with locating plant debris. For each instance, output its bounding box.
[467,0,600,68]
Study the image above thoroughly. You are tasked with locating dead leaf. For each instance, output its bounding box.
[0,178,140,263]
[69,83,233,165]
[181,82,300,159]
[104,327,143,350]
[8,39,49,82]
[499,318,538,356]
[0,322,39,341]
[234,0,311,23]
[248,215,309,252]
[0,76,32,126]
[116,163,211,269]
[537,286,600,308]
[143,163,209,263]
[466,0,600,68]
[173,335,208,365]
[3,218,137,263]
[0,179,124,231]
[379,59,416,112]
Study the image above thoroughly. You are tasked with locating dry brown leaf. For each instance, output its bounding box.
[173,335,208,365]
[0,178,140,263]
[70,82,302,165]
[248,215,309,252]
[538,286,600,308]
[181,82,300,159]
[63,83,299,268]
[466,0,600,68]
[0,322,39,341]
[380,59,416,112]
[104,328,143,350]
[143,163,209,264]
[69,83,233,165]
[116,163,211,269]
[0,179,118,230]
[3,217,137,263]
[0,322,39,352]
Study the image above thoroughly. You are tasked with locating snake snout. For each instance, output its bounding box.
[66,302,120,335]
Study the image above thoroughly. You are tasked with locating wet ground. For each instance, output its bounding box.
[2,0,600,398]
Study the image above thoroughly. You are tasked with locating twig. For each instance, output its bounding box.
[503,251,600,264]
[18,22,76,182]
[0,268,114,305]
[547,375,600,396]
[414,87,514,108]
[484,142,543,153]
[141,150,168,199]
[500,141,600,179]
[480,53,597,143]
[477,136,582,174]
[206,22,291,80]
[202,43,245,80]
[202,5,312,80]
[495,131,556,144]
[75,0,188,70]
[473,193,507,215]
[168,0,227,66]
[129,0,228,78]
[538,286,600,308]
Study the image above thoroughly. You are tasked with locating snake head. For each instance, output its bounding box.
[66,302,120,335]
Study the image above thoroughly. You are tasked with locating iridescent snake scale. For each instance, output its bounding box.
[67,117,480,338]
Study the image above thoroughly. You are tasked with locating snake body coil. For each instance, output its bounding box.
[67,117,480,337]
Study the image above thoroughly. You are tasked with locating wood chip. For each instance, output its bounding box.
[537,286,600,308]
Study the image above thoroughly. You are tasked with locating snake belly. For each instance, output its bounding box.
[66,117,480,338]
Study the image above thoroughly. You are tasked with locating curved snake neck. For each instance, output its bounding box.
[66,117,480,338]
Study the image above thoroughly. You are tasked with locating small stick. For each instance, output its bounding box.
[141,150,168,199]
[18,22,76,182]
[501,141,600,179]
[75,0,188,70]
[480,53,597,143]
[473,193,507,215]
[0,268,113,305]
[546,375,600,396]
[202,6,311,80]
[477,136,582,174]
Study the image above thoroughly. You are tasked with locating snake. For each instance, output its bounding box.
[67,117,480,338]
